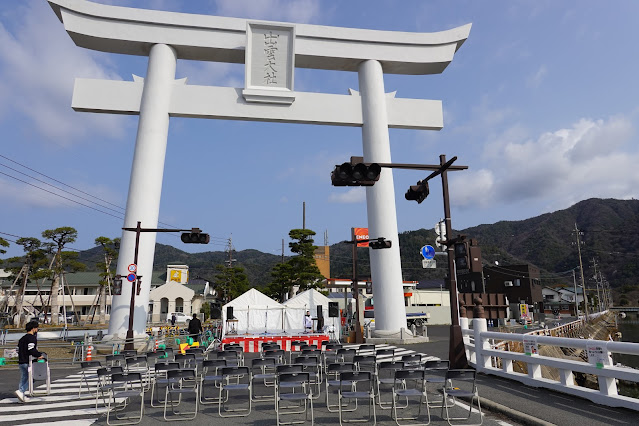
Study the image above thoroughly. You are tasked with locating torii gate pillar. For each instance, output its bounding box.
[110,44,177,339]
[359,60,408,336]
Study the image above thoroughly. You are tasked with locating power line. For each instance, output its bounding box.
[0,156,231,242]
[0,154,125,211]
[0,162,125,216]
[0,171,125,220]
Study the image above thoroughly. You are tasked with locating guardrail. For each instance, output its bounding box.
[461,317,639,411]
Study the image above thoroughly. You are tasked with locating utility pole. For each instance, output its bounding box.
[572,269,579,317]
[592,258,602,313]
[281,238,285,302]
[303,201,306,230]
[225,236,236,268]
[574,223,588,318]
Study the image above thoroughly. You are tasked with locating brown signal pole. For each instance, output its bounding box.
[124,221,141,351]
[440,154,469,369]
[351,228,364,344]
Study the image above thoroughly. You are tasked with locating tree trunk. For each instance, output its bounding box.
[14,265,29,328]
[99,282,107,324]
[50,274,60,326]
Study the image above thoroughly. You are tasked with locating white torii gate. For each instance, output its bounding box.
[48,0,470,340]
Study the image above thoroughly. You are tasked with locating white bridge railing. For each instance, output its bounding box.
[461,318,639,411]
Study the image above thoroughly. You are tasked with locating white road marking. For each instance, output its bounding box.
[17,420,96,426]
[555,403,628,423]
[0,397,124,413]
[493,383,541,399]
[0,394,94,404]
[0,407,104,422]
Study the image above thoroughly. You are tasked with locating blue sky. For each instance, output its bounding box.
[1,0,638,261]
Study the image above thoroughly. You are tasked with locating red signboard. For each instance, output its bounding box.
[354,227,369,247]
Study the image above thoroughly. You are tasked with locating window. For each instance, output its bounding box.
[514,279,521,287]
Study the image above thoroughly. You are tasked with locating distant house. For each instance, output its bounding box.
[542,286,582,316]
[148,264,216,323]
[0,264,213,324]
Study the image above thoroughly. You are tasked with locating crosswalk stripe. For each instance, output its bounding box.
[0,394,94,404]
[18,421,96,426]
[0,407,104,423]
[0,398,116,413]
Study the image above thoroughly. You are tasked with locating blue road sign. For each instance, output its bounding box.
[421,245,435,260]
[127,273,137,282]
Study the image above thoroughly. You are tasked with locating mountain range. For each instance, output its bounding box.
[78,198,639,295]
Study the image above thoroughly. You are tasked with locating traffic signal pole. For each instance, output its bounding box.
[124,221,142,351]
[121,222,208,350]
[439,155,469,369]
[351,228,364,344]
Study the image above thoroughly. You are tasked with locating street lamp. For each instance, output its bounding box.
[121,221,209,351]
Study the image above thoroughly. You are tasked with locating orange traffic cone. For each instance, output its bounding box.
[86,345,92,361]
[154,339,159,352]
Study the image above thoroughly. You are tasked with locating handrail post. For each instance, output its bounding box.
[460,317,472,363]
[598,342,618,396]
[473,318,490,372]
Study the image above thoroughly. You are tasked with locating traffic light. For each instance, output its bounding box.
[181,230,210,244]
[331,156,381,186]
[113,277,122,295]
[454,241,469,270]
[468,239,483,273]
[369,237,392,249]
[434,220,446,248]
[405,181,429,204]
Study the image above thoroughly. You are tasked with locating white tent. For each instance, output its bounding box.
[283,288,340,334]
[222,288,285,336]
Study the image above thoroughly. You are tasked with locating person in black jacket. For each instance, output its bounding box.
[16,320,43,402]
[188,313,202,343]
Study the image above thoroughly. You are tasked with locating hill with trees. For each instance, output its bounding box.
[71,198,639,302]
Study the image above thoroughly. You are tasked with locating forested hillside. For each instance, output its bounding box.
[75,199,639,296]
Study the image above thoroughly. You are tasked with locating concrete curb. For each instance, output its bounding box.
[479,396,556,426]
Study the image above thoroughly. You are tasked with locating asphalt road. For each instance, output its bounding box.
[0,324,636,425]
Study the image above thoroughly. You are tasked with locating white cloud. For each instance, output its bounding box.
[215,0,323,23]
[0,2,128,146]
[450,115,639,208]
[177,61,243,88]
[452,96,516,137]
[526,65,547,88]
[328,188,365,204]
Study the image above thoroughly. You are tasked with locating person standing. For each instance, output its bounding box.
[188,313,202,343]
[171,314,176,326]
[304,311,312,332]
[16,320,43,403]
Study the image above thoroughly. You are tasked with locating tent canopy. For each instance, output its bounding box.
[222,288,284,336]
[283,288,340,334]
